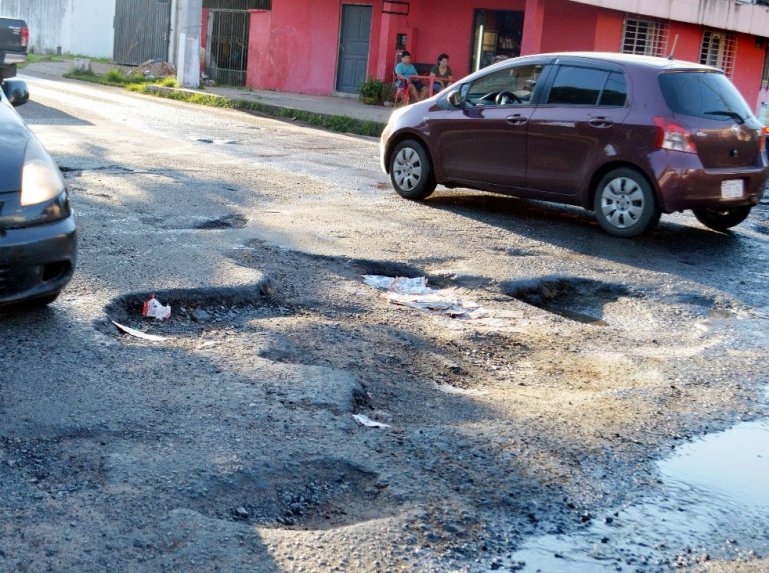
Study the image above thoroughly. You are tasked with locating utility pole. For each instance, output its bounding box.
[174,0,203,88]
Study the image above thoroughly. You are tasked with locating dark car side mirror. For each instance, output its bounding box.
[2,79,30,107]
[447,89,464,108]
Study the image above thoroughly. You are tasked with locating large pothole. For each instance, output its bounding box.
[502,277,633,326]
[98,281,279,338]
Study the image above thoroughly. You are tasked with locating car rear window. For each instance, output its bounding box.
[659,71,751,120]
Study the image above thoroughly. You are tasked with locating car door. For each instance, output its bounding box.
[430,61,546,188]
[526,61,631,198]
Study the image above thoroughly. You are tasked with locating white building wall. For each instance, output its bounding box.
[0,0,115,59]
[571,0,769,37]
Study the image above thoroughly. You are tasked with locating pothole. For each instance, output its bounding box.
[191,458,395,530]
[196,214,248,230]
[502,277,632,326]
[139,213,248,230]
[98,282,278,338]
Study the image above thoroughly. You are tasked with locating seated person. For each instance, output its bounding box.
[429,53,453,94]
[395,50,427,102]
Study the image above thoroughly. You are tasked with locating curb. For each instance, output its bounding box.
[143,85,386,138]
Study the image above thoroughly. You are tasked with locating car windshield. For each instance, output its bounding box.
[659,71,751,122]
[465,64,543,106]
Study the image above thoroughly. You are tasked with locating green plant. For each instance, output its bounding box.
[358,77,385,105]
[381,82,397,103]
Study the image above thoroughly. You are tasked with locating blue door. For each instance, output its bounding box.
[336,5,372,94]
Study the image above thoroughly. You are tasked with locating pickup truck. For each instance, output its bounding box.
[0,16,29,81]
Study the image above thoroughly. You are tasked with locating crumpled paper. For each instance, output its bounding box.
[142,296,172,321]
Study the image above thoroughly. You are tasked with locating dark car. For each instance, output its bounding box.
[0,79,76,308]
[380,52,768,237]
[0,16,28,80]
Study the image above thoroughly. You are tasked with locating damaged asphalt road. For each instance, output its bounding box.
[0,68,768,572]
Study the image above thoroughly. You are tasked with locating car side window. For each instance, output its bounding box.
[599,72,627,106]
[466,64,543,107]
[546,66,626,107]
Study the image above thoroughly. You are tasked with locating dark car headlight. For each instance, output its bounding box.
[21,137,66,206]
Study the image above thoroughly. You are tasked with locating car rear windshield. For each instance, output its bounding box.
[659,71,751,121]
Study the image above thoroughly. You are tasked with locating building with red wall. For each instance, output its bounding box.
[202,0,769,113]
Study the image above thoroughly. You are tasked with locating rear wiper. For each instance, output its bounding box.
[704,110,746,124]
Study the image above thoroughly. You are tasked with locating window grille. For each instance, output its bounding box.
[621,17,669,57]
[762,47,769,88]
[203,0,271,9]
[700,30,737,78]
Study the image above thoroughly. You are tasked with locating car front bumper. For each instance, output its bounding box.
[0,214,77,307]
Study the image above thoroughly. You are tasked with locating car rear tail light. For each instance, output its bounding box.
[20,26,29,48]
[762,126,769,154]
[654,116,697,154]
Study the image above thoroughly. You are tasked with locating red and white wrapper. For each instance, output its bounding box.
[142,296,171,321]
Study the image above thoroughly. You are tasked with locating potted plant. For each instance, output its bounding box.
[381,82,397,106]
[359,77,384,105]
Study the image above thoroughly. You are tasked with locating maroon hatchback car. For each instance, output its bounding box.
[380,52,768,237]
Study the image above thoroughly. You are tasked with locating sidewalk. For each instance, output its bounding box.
[22,60,394,125]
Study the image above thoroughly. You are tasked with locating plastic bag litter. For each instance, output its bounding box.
[142,296,171,321]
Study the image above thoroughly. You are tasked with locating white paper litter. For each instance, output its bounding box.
[352,414,391,429]
[112,321,168,342]
[362,275,430,294]
[362,275,487,319]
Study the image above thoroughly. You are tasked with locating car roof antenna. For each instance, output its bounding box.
[667,35,679,60]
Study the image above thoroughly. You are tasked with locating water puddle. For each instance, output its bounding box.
[510,411,769,572]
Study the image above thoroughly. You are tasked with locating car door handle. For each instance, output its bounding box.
[506,114,528,126]
[588,116,613,128]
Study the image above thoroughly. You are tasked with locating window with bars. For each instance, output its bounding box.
[700,30,737,78]
[621,18,669,56]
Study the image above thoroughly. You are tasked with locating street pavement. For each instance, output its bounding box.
[21,60,394,124]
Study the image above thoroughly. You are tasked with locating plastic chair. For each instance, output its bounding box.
[393,78,412,106]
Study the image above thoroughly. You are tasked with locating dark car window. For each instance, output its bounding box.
[546,65,616,105]
[465,63,543,106]
[659,71,751,120]
[599,72,627,106]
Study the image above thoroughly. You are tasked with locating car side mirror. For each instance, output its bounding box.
[447,89,464,108]
[3,79,30,107]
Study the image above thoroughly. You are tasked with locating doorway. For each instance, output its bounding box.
[336,5,372,94]
[205,10,250,86]
[471,10,524,72]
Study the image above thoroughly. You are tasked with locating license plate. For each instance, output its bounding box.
[721,179,744,199]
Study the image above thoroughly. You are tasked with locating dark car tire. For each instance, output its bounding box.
[692,206,752,232]
[33,292,60,306]
[593,168,660,237]
[389,139,436,200]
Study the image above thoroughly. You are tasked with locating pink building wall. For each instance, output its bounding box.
[238,0,768,111]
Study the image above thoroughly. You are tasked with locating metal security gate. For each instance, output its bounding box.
[205,10,249,86]
[114,0,172,65]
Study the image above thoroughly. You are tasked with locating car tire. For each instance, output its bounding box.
[389,139,436,200]
[594,168,660,237]
[692,206,752,232]
[27,292,60,307]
